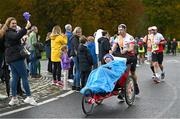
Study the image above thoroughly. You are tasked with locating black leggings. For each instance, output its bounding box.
[81,70,91,88]
[52,62,61,81]
[48,58,52,73]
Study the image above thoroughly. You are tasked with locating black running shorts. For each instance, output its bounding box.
[152,52,163,65]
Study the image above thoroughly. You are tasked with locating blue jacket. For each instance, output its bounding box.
[87,42,97,65]
[65,31,72,50]
[45,40,51,59]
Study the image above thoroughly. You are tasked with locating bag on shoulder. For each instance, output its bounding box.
[20,46,31,58]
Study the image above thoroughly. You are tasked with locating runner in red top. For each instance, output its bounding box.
[151,26,166,83]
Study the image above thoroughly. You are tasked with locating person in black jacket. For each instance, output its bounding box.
[0,23,10,97]
[45,32,52,73]
[98,31,111,64]
[70,27,82,90]
[4,17,37,106]
[77,36,93,88]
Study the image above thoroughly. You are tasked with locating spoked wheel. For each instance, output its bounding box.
[82,89,95,115]
[124,76,135,106]
[95,99,103,105]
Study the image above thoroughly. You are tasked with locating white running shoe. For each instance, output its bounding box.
[153,74,161,83]
[156,73,161,79]
[24,97,38,106]
[9,98,19,106]
[153,77,161,83]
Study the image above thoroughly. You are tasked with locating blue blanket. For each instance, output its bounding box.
[80,60,126,94]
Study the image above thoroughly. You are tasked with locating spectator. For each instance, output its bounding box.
[50,25,67,87]
[45,32,52,73]
[65,24,73,54]
[0,23,10,96]
[94,29,103,65]
[70,27,82,90]
[98,31,111,64]
[0,23,6,70]
[65,24,73,79]
[166,39,172,55]
[61,45,71,90]
[87,36,97,69]
[172,38,177,56]
[4,17,37,105]
[28,26,39,78]
[78,36,93,88]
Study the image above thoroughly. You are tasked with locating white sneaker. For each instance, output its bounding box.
[24,97,38,106]
[9,98,19,106]
[156,73,161,79]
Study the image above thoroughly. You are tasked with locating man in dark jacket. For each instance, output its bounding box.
[98,31,111,64]
[77,36,93,88]
[70,27,82,91]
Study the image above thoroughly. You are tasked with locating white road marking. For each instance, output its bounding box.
[57,90,75,98]
[0,90,75,117]
[0,106,33,117]
[165,59,180,63]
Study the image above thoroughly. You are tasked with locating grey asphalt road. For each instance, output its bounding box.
[1,54,180,118]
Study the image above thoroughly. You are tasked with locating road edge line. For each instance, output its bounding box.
[0,90,75,117]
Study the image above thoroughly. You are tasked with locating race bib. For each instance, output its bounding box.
[152,44,159,51]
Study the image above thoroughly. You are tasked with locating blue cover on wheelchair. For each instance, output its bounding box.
[80,59,126,94]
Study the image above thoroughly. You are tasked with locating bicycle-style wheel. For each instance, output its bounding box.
[82,89,95,115]
[124,76,135,106]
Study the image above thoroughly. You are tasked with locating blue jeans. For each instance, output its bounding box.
[73,56,80,87]
[29,51,38,76]
[9,59,31,97]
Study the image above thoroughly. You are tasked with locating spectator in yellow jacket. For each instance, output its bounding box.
[50,25,67,87]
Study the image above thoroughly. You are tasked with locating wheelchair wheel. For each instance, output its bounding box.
[96,99,103,105]
[124,76,135,106]
[82,89,95,115]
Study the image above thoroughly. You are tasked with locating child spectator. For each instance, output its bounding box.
[87,36,97,69]
[61,45,71,90]
[77,36,93,89]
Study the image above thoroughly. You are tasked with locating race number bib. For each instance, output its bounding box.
[152,44,159,51]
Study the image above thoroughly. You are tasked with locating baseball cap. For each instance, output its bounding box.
[118,24,127,30]
[103,54,114,60]
[151,26,157,30]
[148,27,152,31]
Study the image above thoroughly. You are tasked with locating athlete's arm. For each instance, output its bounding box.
[160,39,167,44]
[111,43,118,53]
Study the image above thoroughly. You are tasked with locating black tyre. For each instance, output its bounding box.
[82,89,95,115]
[124,76,135,106]
[95,99,103,105]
